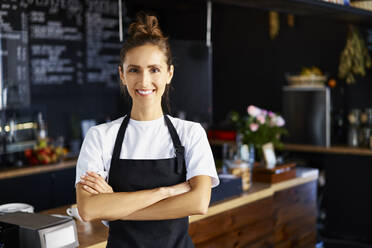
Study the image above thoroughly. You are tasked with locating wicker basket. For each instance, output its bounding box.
[285,74,328,87]
[351,1,372,11]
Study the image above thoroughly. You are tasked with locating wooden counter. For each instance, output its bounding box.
[41,170,318,248]
[0,158,77,180]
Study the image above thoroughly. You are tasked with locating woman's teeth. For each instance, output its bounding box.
[137,90,154,95]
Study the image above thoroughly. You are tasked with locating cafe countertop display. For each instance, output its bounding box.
[40,169,318,248]
[2,140,372,180]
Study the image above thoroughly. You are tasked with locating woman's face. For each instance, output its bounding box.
[119,44,173,109]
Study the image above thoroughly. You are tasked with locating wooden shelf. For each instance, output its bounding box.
[0,159,77,180]
[283,143,372,156]
[211,0,372,26]
[209,139,372,156]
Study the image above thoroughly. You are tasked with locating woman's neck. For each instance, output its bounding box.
[130,104,164,121]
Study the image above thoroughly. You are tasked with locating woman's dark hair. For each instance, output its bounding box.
[119,12,173,113]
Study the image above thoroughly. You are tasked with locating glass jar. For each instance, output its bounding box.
[348,109,361,147]
[348,126,359,147]
[224,134,252,191]
[332,109,346,145]
[364,108,372,148]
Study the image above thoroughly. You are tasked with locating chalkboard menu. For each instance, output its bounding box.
[0,0,29,107]
[27,0,84,86]
[0,0,129,140]
[0,0,124,108]
[85,1,123,87]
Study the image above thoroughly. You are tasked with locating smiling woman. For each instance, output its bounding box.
[75,11,219,248]
[118,44,174,120]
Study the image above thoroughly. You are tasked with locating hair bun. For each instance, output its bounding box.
[128,12,164,39]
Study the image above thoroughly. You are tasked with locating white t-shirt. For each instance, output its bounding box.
[75,115,219,188]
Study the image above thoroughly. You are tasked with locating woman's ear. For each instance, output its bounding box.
[167,65,174,85]
[118,66,126,85]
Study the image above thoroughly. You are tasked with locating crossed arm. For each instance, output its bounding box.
[76,171,211,222]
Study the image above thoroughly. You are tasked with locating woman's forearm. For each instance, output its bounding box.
[120,176,211,221]
[77,184,171,222]
[120,190,208,220]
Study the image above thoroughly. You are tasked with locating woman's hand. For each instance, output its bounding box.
[80,171,113,195]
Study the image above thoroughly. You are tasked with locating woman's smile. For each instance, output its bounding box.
[136,89,155,96]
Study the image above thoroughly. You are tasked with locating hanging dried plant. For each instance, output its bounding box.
[287,14,295,28]
[338,25,372,84]
[269,11,280,40]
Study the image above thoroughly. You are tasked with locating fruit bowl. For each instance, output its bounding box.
[285,74,328,86]
[24,139,68,165]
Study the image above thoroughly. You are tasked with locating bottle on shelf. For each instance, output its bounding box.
[221,143,229,174]
[332,108,346,145]
[347,109,360,147]
[7,115,16,143]
[364,108,372,149]
[36,112,48,140]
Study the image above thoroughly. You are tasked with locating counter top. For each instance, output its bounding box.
[190,169,317,223]
[0,159,77,180]
[40,169,318,248]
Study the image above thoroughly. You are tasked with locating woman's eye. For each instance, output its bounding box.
[150,68,160,73]
[128,68,138,73]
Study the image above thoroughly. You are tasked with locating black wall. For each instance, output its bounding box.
[211,4,372,123]
[4,0,372,142]
[130,1,372,125]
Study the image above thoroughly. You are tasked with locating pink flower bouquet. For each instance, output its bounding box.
[230,105,288,156]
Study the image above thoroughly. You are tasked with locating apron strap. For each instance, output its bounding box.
[110,114,130,167]
[164,115,185,174]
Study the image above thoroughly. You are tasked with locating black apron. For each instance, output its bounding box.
[106,114,194,248]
